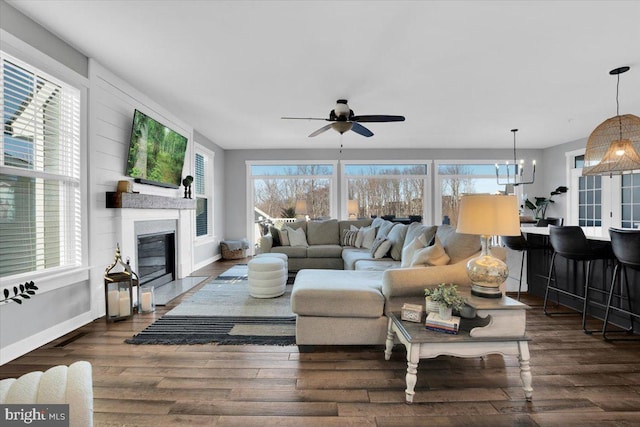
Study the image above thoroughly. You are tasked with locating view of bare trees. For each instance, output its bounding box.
[440,164,475,226]
[253,165,332,219]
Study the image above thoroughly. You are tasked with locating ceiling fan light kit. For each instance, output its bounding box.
[583,66,640,176]
[282,99,405,138]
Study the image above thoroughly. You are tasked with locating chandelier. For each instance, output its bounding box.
[495,129,536,186]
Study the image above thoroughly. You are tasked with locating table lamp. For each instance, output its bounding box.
[456,194,521,298]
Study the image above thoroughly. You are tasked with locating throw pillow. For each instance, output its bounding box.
[376,220,395,239]
[361,226,377,249]
[370,237,392,259]
[386,223,408,261]
[341,229,358,246]
[284,225,308,247]
[411,236,450,266]
[278,228,290,246]
[400,234,429,268]
[354,225,365,248]
[268,225,281,246]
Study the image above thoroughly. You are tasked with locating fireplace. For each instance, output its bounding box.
[133,219,178,289]
[137,232,175,288]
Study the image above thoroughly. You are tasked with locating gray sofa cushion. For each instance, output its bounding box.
[436,224,481,264]
[386,223,408,261]
[306,219,339,245]
[355,259,401,271]
[307,244,343,258]
[271,246,307,258]
[291,269,385,318]
[338,219,373,238]
[342,247,374,270]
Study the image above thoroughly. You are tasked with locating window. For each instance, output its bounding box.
[249,161,337,245]
[342,162,430,221]
[0,52,82,278]
[194,146,213,238]
[567,150,639,235]
[621,173,640,229]
[436,162,520,227]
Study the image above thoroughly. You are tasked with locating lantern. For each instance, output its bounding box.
[104,244,138,322]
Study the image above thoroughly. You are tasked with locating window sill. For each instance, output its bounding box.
[0,266,90,295]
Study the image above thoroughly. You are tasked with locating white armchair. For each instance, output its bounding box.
[0,360,93,427]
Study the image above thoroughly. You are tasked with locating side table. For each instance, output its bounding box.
[385,293,533,404]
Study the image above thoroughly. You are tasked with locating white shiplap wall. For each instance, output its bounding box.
[88,60,195,319]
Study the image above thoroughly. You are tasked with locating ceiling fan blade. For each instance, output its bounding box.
[350,122,374,137]
[309,123,333,137]
[281,117,329,121]
[351,115,405,123]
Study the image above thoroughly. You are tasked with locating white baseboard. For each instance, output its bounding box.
[0,311,94,366]
[193,254,221,271]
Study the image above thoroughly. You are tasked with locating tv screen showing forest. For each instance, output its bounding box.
[126,110,188,188]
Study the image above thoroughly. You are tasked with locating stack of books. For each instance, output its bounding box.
[424,312,460,334]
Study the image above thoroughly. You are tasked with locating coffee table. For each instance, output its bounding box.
[384,292,533,403]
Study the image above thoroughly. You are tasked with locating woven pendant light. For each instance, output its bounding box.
[583,66,640,176]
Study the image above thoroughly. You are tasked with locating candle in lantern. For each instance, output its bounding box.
[119,293,131,316]
[107,290,119,317]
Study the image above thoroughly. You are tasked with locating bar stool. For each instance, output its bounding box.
[501,233,530,300]
[543,225,613,333]
[536,217,564,227]
[603,228,640,340]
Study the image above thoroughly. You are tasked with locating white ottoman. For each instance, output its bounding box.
[255,252,288,272]
[248,257,286,298]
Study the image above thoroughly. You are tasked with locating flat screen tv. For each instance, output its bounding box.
[125,109,188,189]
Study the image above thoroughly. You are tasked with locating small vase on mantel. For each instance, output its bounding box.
[438,304,453,321]
[425,297,440,314]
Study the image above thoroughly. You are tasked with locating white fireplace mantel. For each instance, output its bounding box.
[112,208,193,280]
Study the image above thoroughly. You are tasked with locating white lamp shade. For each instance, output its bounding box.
[456,194,520,237]
[295,200,307,214]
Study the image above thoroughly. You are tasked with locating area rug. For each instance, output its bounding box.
[125,265,296,345]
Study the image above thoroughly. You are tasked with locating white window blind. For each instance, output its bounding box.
[194,149,211,237]
[0,52,82,278]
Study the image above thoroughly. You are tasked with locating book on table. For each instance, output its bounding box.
[425,312,460,334]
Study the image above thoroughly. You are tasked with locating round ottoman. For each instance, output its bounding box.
[248,257,286,298]
[255,253,288,272]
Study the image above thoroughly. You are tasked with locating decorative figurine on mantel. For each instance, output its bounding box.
[182,175,193,199]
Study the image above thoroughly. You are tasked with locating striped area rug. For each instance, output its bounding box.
[126,265,297,345]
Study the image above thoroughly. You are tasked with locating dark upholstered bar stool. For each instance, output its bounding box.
[536,217,564,227]
[603,228,640,340]
[544,225,613,333]
[502,233,546,300]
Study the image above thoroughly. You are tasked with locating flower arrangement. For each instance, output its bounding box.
[424,283,466,311]
[523,186,568,219]
[1,281,38,305]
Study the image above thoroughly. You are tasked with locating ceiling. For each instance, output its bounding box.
[7,0,640,151]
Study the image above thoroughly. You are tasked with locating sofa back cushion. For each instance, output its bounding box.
[436,224,481,264]
[386,223,408,261]
[306,219,339,245]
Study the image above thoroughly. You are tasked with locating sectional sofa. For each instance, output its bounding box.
[257,218,506,347]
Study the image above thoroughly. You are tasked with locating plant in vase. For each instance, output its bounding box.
[425,283,466,320]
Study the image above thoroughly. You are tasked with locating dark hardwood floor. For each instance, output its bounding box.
[2,257,640,426]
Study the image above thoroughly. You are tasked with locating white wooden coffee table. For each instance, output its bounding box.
[384,292,533,404]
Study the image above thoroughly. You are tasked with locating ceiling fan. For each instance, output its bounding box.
[282,99,405,137]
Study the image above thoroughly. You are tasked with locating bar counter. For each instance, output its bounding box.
[521,226,639,332]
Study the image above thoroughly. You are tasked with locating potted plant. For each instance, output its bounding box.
[523,186,568,220]
[425,283,466,320]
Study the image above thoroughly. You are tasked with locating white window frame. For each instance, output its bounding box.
[194,144,214,242]
[246,160,338,252]
[434,160,524,226]
[0,31,89,291]
[340,160,432,223]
